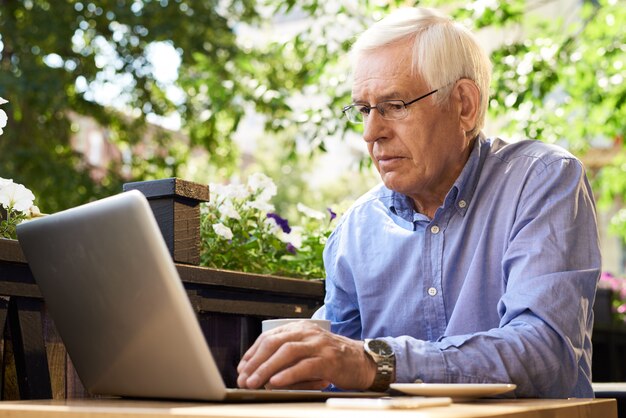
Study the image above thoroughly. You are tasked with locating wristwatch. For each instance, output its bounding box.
[363,338,395,392]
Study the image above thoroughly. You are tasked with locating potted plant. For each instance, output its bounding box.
[200,172,338,281]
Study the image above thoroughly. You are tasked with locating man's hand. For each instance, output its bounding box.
[236,321,377,390]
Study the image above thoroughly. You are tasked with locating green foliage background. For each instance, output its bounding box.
[0,0,624,241]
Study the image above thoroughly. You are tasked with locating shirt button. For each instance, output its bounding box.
[428,287,438,296]
[458,200,467,208]
[430,225,440,234]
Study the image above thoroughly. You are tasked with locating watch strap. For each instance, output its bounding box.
[364,339,395,392]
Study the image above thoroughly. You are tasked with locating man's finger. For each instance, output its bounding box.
[241,340,315,388]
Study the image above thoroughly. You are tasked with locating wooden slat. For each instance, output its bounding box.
[188,292,321,318]
[196,313,242,388]
[64,356,89,399]
[0,240,26,264]
[2,325,19,400]
[7,298,52,399]
[42,308,65,399]
[173,200,201,265]
[0,261,40,298]
[178,265,324,298]
[123,178,210,202]
[146,199,175,256]
[0,296,10,399]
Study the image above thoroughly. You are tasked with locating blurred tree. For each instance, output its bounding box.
[0,0,262,212]
[0,0,624,245]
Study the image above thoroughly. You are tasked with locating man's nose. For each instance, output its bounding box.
[362,109,387,143]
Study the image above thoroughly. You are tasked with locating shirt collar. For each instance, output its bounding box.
[386,133,489,221]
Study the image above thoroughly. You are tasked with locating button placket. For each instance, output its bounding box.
[426,216,447,338]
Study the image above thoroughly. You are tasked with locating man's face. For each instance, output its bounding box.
[351,39,471,208]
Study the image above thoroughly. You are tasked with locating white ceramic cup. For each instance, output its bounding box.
[261,318,331,333]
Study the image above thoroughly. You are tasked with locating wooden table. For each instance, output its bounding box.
[0,398,616,418]
[594,383,626,418]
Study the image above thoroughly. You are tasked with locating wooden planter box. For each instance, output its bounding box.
[592,287,626,382]
[0,178,324,399]
[594,287,614,327]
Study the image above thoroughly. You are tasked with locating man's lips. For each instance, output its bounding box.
[376,155,406,169]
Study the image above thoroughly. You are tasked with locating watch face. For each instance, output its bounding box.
[368,339,393,356]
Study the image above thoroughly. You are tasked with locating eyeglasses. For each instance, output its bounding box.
[342,89,439,124]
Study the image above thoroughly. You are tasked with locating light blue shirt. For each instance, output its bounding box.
[314,135,600,398]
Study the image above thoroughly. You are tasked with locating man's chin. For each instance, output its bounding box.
[380,175,404,193]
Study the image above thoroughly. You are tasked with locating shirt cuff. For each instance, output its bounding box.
[383,336,447,383]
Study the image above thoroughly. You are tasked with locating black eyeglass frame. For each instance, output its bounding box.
[342,88,440,124]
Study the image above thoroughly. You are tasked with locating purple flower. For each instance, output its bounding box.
[286,243,297,254]
[266,212,291,233]
[327,207,337,221]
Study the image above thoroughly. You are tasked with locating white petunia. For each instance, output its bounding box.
[285,226,304,249]
[209,183,227,198]
[226,183,250,200]
[218,199,241,220]
[264,217,283,236]
[267,225,292,246]
[297,203,325,220]
[245,199,275,213]
[0,109,7,135]
[0,177,13,189]
[212,223,234,240]
[0,182,35,213]
[210,182,250,201]
[0,97,7,136]
[247,173,277,197]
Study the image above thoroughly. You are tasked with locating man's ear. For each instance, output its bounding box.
[454,79,480,134]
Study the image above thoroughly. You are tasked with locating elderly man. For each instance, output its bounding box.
[237,7,600,398]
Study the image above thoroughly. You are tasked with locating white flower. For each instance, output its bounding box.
[210,182,250,201]
[228,183,251,200]
[0,97,8,136]
[297,203,325,220]
[286,226,304,249]
[247,173,277,198]
[264,217,283,236]
[0,110,7,136]
[245,199,275,212]
[218,199,241,220]
[212,223,234,240]
[0,177,12,189]
[267,225,291,246]
[269,224,304,248]
[0,181,36,213]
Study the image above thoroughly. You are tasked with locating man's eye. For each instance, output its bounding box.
[357,106,370,115]
[384,102,404,111]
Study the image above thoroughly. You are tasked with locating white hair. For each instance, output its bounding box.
[351,7,492,138]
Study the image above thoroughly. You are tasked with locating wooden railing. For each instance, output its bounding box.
[0,178,324,399]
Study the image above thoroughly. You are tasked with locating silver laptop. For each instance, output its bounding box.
[17,190,382,402]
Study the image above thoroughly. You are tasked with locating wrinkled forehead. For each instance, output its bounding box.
[350,41,424,99]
